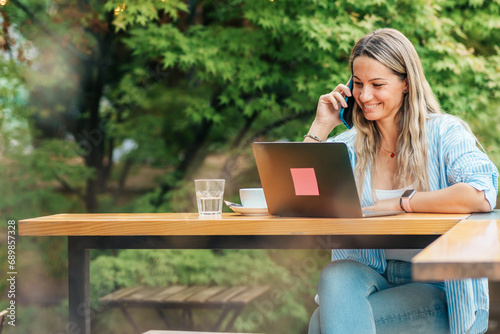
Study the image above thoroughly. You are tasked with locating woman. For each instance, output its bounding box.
[305,29,498,334]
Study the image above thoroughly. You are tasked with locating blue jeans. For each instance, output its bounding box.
[308,259,449,334]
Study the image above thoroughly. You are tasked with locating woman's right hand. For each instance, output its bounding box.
[315,82,352,130]
[304,80,353,142]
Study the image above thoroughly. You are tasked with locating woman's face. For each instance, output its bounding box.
[352,56,407,125]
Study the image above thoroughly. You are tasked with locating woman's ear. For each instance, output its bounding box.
[403,78,409,94]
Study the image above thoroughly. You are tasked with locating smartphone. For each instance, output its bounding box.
[339,79,355,129]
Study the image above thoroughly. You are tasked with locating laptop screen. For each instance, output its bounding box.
[252,142,364,218]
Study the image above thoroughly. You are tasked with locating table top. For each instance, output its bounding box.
[19,211,500,280]
[18,212,469,237]
[412,218,500,280]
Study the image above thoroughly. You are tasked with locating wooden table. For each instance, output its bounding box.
[17,212,477,334]
[412,211,500,281]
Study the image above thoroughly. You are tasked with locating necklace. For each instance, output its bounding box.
[380,145,396,158]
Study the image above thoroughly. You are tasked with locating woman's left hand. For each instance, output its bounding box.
[364,183,491,214]
[364,198,402,212]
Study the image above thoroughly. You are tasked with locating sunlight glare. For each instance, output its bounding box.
[114,3,126,15]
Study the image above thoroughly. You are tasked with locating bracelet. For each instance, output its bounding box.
[304,134,323,142]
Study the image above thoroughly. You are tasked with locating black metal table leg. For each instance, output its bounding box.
[68,237,90,334]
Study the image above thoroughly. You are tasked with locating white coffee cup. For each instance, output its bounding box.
[239,188,267,208]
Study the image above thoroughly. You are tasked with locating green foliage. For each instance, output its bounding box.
[3,304,67,334]
[105,0,189,31]
[117,0,500,158]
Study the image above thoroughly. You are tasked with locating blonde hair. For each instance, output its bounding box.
[349,28,441,195]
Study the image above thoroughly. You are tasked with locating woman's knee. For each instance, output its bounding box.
[308,307,321,334]
[318,260,388,294]
[319,260,368,287]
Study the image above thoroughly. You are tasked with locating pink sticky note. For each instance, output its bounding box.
[290,168,320,196]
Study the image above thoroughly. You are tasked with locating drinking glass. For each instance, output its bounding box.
[194,179,225,216]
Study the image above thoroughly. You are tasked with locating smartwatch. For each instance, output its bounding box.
[400,189,416,213]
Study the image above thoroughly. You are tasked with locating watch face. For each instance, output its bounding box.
[401,189,415,198]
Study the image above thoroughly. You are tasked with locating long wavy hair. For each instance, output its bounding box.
[349,28,441,196]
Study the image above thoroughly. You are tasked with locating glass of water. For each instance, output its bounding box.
[194,179,225,216]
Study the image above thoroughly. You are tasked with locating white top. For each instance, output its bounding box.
[375,188,421,262]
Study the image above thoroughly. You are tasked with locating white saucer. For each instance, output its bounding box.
[229,206,269,215]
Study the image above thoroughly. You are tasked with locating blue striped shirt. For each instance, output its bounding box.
[329,114,499,334]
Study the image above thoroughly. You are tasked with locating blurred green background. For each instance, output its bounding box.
[0,0,499,333]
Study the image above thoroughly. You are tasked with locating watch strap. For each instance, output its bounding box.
[400,189,416,213]
[400,196,413,213]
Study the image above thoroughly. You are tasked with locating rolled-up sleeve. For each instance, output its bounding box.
[442,117,499,210]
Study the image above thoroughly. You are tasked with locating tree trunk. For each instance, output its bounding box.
[80,12,115,212]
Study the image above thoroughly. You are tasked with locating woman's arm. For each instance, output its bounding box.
[304,82,351,142]
[411,183,491,213]
[368,117,498,214]
[365,183,492,213]
[304,119,341,142]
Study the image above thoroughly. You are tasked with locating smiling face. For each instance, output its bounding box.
[352,56,407,125]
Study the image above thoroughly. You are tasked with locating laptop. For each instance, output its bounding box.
[252,142,404,218]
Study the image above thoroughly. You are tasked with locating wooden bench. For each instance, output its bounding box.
[100,285,269,333]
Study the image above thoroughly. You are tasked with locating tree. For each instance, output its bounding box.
[2,0,499,215]
[1,0,499,333]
